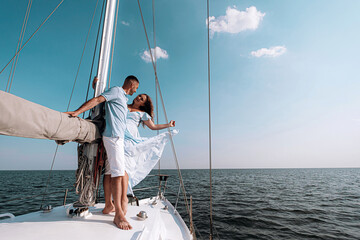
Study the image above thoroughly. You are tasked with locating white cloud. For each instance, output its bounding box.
[207,6,265,36]
[121,21,130,26]
[140,46,169,63]
[250,46,287,58]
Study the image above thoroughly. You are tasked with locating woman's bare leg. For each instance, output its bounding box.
[121,172,129,215]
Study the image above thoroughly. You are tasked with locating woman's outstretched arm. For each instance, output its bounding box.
[143,119,175,130]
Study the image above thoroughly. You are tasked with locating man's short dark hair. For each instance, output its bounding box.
[124,75,139,85]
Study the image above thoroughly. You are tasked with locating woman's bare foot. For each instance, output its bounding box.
[122,197,128,215]
[113,215,132,230]
[102,204,115,214]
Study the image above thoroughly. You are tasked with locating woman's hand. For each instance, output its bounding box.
[144,119,175,130]
[169,120,175,127]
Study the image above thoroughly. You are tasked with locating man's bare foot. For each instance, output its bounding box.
[113,215,132,230]
[102,204,115,214]
[122,197,128,215]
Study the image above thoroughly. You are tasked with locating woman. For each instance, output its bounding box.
[103,93,176,214]
[124,94,176,190]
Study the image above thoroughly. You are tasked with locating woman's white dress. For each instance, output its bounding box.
[124,111,177,194]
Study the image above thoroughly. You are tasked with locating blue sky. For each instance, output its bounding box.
[1,0,360,170]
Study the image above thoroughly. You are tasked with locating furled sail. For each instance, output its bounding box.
[0,90,100,143]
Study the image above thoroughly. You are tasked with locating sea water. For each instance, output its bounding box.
[1,168,360,240]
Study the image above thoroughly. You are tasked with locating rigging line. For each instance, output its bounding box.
[84,0,106,112]
[40,145,60,210]
[0,0,64,75]
[136,0,191,217]
[207,0,214,238]
[137,0,188,203]
[6,0,32,92]
[156,83,160,169]
[8,0,33,93]
[6,0,30,91]
[40,0,100,208]
[152,0,161,179]
[108,0,120,88]
[1,188,75,204]
[152,0,157,72]
[66,0,101,112]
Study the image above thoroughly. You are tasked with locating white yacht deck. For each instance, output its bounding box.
[0,197,192,240]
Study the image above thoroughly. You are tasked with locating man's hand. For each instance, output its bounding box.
[64,96,105,118]
[92,76,99,90]
[64,111,79,117]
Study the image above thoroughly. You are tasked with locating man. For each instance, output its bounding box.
[65,75,139,230]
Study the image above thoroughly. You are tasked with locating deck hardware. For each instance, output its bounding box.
[42,205,52,213]
[136,211,148,220]
[67,207,90,218]
[0,213,15,219]
[127,194,139,206]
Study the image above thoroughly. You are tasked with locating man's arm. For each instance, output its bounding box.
[65,95,106,117]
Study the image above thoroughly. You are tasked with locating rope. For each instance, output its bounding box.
[0,0,64,75]
[78,0,107,205]
[74,0,108,205]
[66,0,101,111]
[152,0,157,77]
[6,0,33,93]
[41,0,100,208]
[40,145,60,209]
[0,189,74,204]
[84,0,106,113]
[207,0,214,238]
[152,0,162,196]
[75,145,97,205]
[174,183,181,210]
[136,0,191,220]
[193,223,204,240]
[132,186,158,192]
[108,0,120,89]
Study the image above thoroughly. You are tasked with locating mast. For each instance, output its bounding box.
[75,0,118,206]
[94,0,117,108]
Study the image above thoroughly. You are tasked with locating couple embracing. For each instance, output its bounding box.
[65,75,176,230]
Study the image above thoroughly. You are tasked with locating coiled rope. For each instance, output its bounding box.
[75,145,97,205]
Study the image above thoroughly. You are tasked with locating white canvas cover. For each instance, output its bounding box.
[0,90,100,143]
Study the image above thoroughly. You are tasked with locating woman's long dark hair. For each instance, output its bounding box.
[129,94,154,127]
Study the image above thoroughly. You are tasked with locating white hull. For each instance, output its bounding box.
[0,197,192,240]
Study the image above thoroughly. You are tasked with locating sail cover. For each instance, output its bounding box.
[0,90,100,143]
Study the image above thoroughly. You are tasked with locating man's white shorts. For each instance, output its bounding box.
[103,136,125,177]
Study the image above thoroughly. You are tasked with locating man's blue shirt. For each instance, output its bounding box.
[101,86,128,138]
